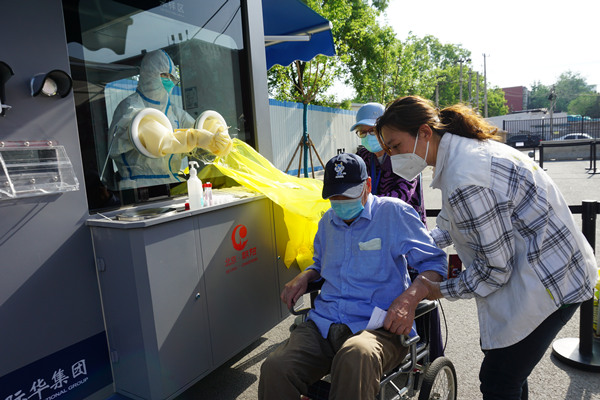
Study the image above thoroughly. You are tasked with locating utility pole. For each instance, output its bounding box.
[548,86,557,140]
[483,54,488,117]
[468,70,473,106]
[476,71,480,112]
[435,75,445,108]
[457,58,471,103]
[459,62,463,102]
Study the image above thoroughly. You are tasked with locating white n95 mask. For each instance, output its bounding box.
[390,134,429,181]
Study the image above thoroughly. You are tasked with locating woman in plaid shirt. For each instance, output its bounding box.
[375,95,598,400]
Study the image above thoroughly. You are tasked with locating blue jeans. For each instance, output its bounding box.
[479,303,580,400]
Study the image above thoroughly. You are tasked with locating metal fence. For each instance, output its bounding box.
[504,117,600,141]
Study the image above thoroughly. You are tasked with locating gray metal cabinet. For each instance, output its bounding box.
[91,216,211,399]
[88,196,281,399]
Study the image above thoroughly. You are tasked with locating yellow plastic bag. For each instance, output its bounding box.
[198,139,330,270]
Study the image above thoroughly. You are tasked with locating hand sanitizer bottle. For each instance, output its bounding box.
[187,161,203,210]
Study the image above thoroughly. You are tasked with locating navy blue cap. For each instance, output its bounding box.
[322,153,368,199]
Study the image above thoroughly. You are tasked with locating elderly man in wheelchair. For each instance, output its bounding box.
[258,153,454,400]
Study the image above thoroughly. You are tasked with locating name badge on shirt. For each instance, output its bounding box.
[359,238,381,251]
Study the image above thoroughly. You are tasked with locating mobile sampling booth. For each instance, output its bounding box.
[0,1,334,399]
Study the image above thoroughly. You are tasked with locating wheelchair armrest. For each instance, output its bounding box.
[306,279,324,293]
[414,299,438,319]
[289,279,324,316]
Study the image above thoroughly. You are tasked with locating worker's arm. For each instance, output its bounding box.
[137,116,233,157]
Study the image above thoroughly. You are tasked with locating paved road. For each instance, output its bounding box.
[178,157,600,400]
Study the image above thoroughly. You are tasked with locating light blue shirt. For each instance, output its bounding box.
[307,194,448,338]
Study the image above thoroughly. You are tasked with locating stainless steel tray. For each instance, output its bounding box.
[115,207,177,221]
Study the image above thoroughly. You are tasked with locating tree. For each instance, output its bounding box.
[267,56,336,104]
[554,71,596,112]
[527,81,550,110]
[267,0,364,176]
[528,72,596,113]
[267,1,503,116]
[342,24,401,103]
[485,87,509,117]
[348,33,473,105]
[568,94,600,118]
[267,0,353,103]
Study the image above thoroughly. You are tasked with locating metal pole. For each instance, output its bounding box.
[483,54,488,118]
[459,62,463,103]
[548,86,556,141]
[552,200,600,371]
[476,72,480,112]
[468,70,473,106]
[579,201,597,356]
[303,102,308,178]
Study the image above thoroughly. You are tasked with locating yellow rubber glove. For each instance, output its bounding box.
[136,111,233,158]
[210,128,234,157]
[190,113,233,157]
[137,118,197,157]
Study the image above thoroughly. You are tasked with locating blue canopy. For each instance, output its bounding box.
[263,0,336,69]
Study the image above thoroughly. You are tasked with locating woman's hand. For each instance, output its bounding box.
[418,274,443,300]
[384,271,443,335]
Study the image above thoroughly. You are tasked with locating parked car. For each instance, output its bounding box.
[506,134,541,148]
[552,133,594,141]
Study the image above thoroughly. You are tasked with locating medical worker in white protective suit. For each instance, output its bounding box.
[108,49,232,189]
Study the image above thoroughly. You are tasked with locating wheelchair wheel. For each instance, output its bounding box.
[418,357,457,400]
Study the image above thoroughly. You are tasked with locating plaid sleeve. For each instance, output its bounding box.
[430,227,453,249]
[440,185,516,299]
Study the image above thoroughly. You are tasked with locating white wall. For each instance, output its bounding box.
[486,110,568,130]
[268,99,358,174]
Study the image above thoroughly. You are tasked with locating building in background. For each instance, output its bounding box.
[502,86,528,112]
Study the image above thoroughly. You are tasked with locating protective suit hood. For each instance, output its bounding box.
[137,50,177,111]
[107,49,194,190]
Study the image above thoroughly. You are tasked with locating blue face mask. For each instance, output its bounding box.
[361,134,383,153]
[330,197,364,221]
[161,77,175,93]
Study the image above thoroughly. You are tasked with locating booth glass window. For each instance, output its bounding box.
[63,0,252,211]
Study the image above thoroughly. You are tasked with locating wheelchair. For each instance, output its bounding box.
[290,281,457,400]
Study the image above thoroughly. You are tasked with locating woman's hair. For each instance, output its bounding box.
[375,95,500,141]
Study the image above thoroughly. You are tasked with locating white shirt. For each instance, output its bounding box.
[430,133,598,349]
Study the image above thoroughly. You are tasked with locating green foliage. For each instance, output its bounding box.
[347,33,474,106]
[485,87,509,117]
[338,99,352,109]
[267,55,336,104]
[267,0,358,104]
[528,72,597,114]
[266,0,525,117]
[568,94,600,118]
[553,71,596,112]
[527,81,551,110]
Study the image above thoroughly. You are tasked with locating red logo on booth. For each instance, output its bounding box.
[231,224,248,251]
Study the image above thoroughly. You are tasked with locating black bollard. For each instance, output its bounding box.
[552,200,600,371]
